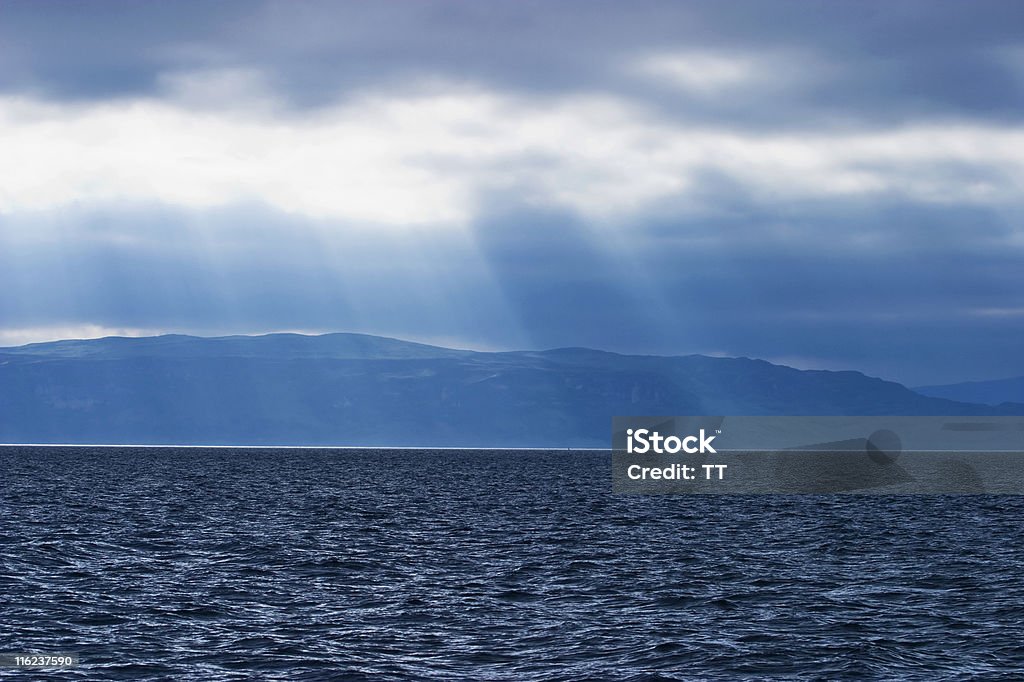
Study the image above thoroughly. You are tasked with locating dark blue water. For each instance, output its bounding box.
[2,447,1024,680]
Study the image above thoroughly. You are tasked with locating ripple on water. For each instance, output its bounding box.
[2,447,1024,680]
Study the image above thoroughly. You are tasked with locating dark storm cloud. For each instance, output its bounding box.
[3,1,1024,127]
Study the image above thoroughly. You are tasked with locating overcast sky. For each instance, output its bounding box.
[1,0,1023,385]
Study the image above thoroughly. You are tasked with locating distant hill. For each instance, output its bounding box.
[1,333,1019,446]
[914,376,1024,408]
[0,332,469,361]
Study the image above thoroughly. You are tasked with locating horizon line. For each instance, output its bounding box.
[0,443,611,451]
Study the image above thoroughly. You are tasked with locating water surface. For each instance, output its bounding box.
[2,447,1023,679]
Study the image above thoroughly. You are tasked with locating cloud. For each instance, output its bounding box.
[4,1,1024,124]
[630,52,759,95]
[2,0,1023,386]
[2,70,1024,230]
[0,325,160,348]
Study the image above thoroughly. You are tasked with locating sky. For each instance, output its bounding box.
[1,0,1023,386]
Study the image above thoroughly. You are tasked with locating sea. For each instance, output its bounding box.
[2,446,1024,680]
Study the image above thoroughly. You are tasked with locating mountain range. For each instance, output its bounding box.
[1,333,1021,446]
[914,376,1024,407]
